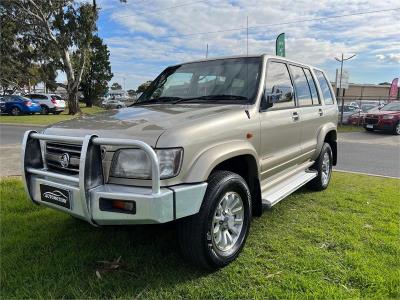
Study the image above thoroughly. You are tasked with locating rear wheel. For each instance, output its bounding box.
[40,105,49,115]
[307,143,333,191]
[178,171,252,270]
[10,107,21,116]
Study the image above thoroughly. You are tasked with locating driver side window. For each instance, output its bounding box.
[264,62,295,110]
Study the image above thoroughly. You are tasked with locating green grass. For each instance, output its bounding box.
[1,173,399,299]
[338,125,364,133]
[0,105,104,126]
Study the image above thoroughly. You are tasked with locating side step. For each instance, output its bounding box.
[262,170,317,208]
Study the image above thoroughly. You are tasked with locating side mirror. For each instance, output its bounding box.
[267,85,294,104]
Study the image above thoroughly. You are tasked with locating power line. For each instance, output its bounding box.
[157,7,400,39]
[116,0,208,18]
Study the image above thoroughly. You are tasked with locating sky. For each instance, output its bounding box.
[89,0,399,90]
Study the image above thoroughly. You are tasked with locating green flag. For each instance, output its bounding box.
[276,33,285,57]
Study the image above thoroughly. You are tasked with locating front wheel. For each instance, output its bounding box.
[307,143,333,191]
[393,122,400,135]
[178,171,252,270]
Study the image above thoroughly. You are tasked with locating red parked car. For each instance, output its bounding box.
[364,101,400,135]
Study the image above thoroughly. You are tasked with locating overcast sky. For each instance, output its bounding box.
[92,0,399,90]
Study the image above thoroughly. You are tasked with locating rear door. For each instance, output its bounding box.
[314,69,338,126]
[288,65,323,159]
[259,60,302,180]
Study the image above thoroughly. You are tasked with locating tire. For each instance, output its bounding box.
[10,107,21,116]
[393,122,400,135]
[117,105,122,109]
[178,171,252,270]
[40,105,49,115]
[53,111,62,115]
[307,143,333,191]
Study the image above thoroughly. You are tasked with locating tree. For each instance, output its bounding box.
[80,36,113,107]
[127,89,136,96]
[2,0,98,114]
[137,80,152,93]
[0,10,58,94]
[111,82,122,90]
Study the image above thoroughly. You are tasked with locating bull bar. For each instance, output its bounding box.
[21,131,207,226]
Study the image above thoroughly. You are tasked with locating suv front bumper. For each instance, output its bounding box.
[22,131,207,226]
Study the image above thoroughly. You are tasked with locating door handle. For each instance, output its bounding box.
[318,108,323,116]
[292,112,299,121]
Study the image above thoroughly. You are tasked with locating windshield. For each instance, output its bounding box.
[136,57,261,105]
[381,101,400,111]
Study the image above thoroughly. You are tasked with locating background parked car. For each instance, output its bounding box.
[364,101,400,135]
[24,93,66,114]
[101,99,126,109]
[0,95,41,116]
[338,105,361,124]
[348,104,380,126]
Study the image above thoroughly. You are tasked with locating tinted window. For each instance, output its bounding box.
[289,65,312,106]
[139,57,261,104]
[315,70,334,105]
[265,62,295,109]
[304,69,320,105]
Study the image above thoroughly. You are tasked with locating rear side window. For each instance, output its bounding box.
[289,65,312,106]
[315,70,334,105]
[265,62,295,109]
[303,69,320,105]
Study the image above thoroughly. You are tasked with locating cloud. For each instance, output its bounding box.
[96,0,399,88]
[376,53,400,63]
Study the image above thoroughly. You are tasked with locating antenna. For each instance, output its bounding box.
[246,16,249,56]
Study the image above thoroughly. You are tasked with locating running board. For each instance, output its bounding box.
[262,170,317,208]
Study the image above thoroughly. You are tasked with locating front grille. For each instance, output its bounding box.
[364,117,379,125]
[45,142,82,174]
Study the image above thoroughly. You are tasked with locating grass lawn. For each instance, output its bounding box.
[0,105,104,126]
[0,173,399,299]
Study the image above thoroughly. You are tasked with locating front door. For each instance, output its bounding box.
[259,60,302,181]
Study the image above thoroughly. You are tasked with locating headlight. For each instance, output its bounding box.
[382,115,394,120]
[110,148,183,179]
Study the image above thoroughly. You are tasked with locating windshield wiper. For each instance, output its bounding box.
[132,96,183,105]
[173,94,248,104]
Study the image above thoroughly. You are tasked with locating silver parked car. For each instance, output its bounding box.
[101,99,126,109]
[21,54,338,269]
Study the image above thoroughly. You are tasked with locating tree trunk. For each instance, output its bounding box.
[67,86,81,115]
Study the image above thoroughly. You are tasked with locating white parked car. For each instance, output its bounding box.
[24,93,66,115]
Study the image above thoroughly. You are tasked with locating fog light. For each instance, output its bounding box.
[112,200,135,211]
[99,198,136,214]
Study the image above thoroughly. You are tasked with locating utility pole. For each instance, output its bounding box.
[206,44,208,58]
[123,77,126,91]
[335,53,356,125]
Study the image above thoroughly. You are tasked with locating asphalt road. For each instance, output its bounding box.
[336,131,400,178]
[0,124,399,178]
[0,125,44,176]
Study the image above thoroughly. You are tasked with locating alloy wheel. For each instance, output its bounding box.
[211,191,244,252]
[321,152,331,185]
